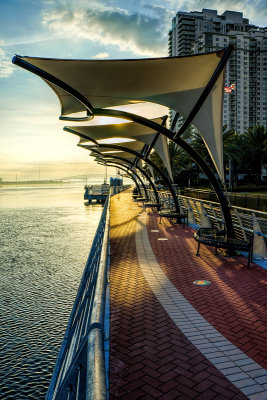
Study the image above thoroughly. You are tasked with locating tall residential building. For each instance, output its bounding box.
[169,9,267,133]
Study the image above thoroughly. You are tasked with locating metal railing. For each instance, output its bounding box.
[110,184,131,195]
[183,188,267,212]
[46,195,110,400]
[142,189,267,261]
[46,184,266,400]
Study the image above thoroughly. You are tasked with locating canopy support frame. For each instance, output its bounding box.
[91,109,234,238]
[13,46,234,236]
[97,160,143,196]
[91,149,158,203]
[79,140,179,213]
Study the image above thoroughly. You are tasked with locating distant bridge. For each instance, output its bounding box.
[61,175,91,180]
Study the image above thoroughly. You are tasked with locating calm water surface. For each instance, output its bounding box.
[0,184,103,399]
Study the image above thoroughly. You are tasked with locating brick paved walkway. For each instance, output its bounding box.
[109,190,267,399]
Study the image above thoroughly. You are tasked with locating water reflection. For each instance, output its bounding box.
[0,184,103,399]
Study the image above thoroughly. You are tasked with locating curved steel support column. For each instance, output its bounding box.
[99,155,159,203]
[120,162,159,202]
[96,152,158,202]
[93,110,233,237]
[77,137,177,211]
[79,141,160,203]
[99,151,179,213]
[98,161,142,195]
[95,153,148,198]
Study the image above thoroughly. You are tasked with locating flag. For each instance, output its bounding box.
[224,83,236,93]
[224,86,232,93]
[230,83,236,91]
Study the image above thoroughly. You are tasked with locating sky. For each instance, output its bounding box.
[0,0,266,181]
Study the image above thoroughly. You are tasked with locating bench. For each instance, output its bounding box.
[132,195,147,202]
[136,197,148,204]
[194,227,254,267]
[158,209,188,226]
[143,202,161,212]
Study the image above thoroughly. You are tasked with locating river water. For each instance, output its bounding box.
[0,183,104,399]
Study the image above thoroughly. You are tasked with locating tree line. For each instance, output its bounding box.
[149,125,267,189]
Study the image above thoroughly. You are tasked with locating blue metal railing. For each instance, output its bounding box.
[46,194,110,400]
[141,188,267,260]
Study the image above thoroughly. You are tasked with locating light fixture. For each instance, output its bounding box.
[193,280,211,286]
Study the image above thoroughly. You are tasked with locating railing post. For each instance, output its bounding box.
[200,203,211,228]
[186,199,196,225]
[252,213,267,260]
[233,208,247,240]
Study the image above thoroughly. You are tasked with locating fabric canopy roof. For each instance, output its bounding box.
[16,50,227,180]
[91,150,138,166]
[71,118,174,181]
[79,141,144,153]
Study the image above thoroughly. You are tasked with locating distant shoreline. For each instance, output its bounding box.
[0,180,64,185]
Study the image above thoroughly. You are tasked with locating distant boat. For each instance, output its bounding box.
[84,183,109,203]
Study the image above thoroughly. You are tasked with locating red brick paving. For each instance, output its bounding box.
[147,213,267,370]
[109,190,266,399]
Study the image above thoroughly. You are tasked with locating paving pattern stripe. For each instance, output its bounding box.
[148,212,267,367]
[136,213,267,399]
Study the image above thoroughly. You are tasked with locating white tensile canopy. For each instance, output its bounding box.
[92,151,142,172]
[81,142,150,181]
[79,141,144,154]
[17,50,227,180]
[73,118,174,181]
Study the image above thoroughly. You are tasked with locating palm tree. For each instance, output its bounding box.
[168,141,192,176]
[148,141,191,185]
[222,126,242,188]
[241,125,267,185]
[190,131,210,163]
[222,126,242,164]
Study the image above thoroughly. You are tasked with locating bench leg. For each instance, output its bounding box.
[247,247,253,267]
[196,242,200,256]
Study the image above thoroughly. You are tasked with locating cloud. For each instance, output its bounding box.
[42,1,170,57]
[0,47,13,78]
[168,0,267,26]
[41,0,267,60]
[93,52,109,59]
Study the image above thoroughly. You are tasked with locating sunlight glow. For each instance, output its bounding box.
[80,137,136,145]
[98,138,136,144]
[100,150,124,154]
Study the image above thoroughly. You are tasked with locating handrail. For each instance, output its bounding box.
[153,190,267,219]
[46,193,110,400]
[87,201,110,400]
[143,188,267,260]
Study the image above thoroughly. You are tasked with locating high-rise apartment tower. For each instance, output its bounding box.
[169,9,267,133]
